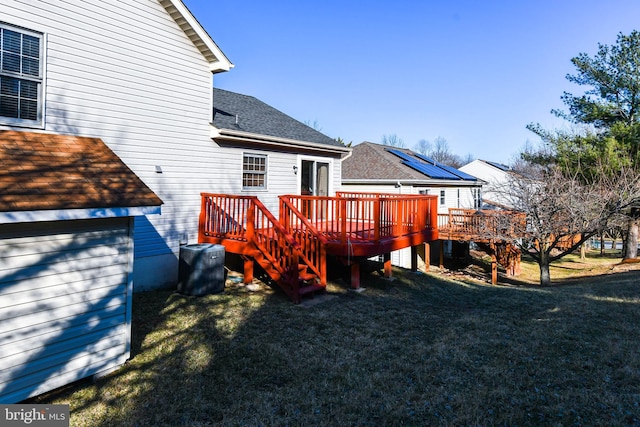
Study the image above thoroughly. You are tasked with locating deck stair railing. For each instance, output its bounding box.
[279,196,330,285]
[199,193,320,303]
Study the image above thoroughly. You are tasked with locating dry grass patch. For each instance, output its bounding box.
[30,253,640,426]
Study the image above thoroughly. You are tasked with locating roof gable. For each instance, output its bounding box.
[212,88,346,149]
[159,0,233,73]
[0,131,162,213]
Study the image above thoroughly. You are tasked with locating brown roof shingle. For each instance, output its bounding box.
[342,141,427,181]
[0,131,162,212]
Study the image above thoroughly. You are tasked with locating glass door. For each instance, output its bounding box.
[300,160,330,218]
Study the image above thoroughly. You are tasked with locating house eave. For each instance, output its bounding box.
[342,179,484,187]
[211,126,351,156]
[0,205,161,225]
[159,0,233,73]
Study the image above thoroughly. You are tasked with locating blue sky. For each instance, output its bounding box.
[184,0,640,164]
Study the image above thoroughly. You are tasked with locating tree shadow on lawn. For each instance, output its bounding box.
[30,263,640,426]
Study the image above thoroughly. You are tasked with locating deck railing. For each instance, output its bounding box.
[199,193,301,294]
[437,208,526,239]
[279,197,329,285]
[282,192,438,245]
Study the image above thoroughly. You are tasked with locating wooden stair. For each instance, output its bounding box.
[476,241,521,283]
[296,264,326,298]
[199,194,327,303]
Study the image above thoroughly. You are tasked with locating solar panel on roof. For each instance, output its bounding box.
[414,153,478,180]
[402,161,461,180]
[387,148,416,162]
[414,154,437,164]
[388,147,476,180]
[436,163,478,181]
[486,160,510,171]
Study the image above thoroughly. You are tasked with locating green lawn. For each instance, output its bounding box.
[31,252,640,426]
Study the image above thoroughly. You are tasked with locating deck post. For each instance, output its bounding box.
[243,257,254,284]
[411,245,418,272]
[198,194,207,243]
[383,253,392,278]
[439,240,444,269]
[490,241,498,285]
[424,242,430,270]
[412,243,430,273]
[350,262,361,289]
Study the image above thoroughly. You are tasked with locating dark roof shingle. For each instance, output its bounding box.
[212,88,344,147]
[0,131,162,212]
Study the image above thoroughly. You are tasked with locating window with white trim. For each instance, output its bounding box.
[440,190,446,205]
[0,23,43,127]
[473,188,482,209]
[242,153,267,189]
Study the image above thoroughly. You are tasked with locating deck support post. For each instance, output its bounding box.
[439,240,445,269]
[424,242,430,270]
[411,243,430,273]
[243,257,254,284]
[383,253,392,278]
[490,241,498,285]
[411,246,418,272]
[350,262,361,289]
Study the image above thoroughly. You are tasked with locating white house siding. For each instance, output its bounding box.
[459,160,512,208]
[0,0,233,290]
[0,217,133,403]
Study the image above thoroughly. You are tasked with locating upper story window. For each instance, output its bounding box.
[242,153,267,190]
[0,23,43,127]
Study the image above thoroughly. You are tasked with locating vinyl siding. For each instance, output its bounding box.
[0,217,132,403]
[0,0,223,289]
[237,151,342,216]
[1,0,344,290]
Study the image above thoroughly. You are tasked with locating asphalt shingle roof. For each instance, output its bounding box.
[342,141,481,182]
[0,131,162,212]
[212,88,344,148]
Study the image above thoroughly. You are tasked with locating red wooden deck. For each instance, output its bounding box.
[198,192,439,301]
[198,193,538,299]
[437,208,527,284]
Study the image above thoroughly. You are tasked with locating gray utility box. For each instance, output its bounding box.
[178,243,225,296]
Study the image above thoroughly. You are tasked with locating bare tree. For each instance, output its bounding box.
[430,137,450,162]
[381,134,405,147]
[414,139,431,155]
[499,163,640,285]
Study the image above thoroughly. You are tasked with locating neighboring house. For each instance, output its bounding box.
[459,159,516,210]
[341,141,484,267]
[0,131,161,403]
[341,142,483,213]
[0,0,349,402]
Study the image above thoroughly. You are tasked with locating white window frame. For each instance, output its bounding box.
[0,22,44,128]
[473,188,482,209]
[242,153,268,190]
[297,155,333,196]
[440,190,446,205]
